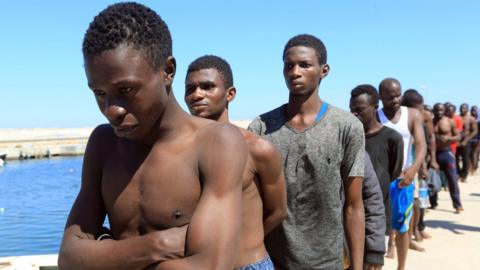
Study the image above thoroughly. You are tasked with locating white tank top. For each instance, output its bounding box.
[378,106,413,169]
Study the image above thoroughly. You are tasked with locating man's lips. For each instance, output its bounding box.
[289,81,303,87]
[191,103,208,109]
[113,124,138,134]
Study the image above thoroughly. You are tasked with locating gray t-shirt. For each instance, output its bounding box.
[248,104,364,270]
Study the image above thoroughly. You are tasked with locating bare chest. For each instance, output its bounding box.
[101,147,201,238]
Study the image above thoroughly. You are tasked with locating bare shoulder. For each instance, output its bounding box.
[408,107,422,120]
[197,121,243,139]
[85,124,117,157]
[241,128,280,164]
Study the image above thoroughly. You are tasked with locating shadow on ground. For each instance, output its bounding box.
[426,220,480,234]
[470,193,480,197]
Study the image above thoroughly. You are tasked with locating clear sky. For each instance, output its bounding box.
[1,1,479,128]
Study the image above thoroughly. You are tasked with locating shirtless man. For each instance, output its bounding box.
[58,3,248,269]
[470,105,480,174]
[457,103,478,182]
[377,79,427,270]
[401,89,437,242]
[184,55,287,269]
[432,103,463,213]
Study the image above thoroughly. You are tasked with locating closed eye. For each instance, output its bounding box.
[93,89,106,96]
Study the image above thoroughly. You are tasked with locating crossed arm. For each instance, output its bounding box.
[153,124,248,270]
[58,126,186,270]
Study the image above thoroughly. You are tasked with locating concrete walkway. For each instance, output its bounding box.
[384,172,480,270]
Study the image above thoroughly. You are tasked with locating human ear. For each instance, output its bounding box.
[226,86,236,102]
[164,56,176,87]
[320,64,330,79]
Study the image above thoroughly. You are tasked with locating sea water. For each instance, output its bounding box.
[0,156,82,257]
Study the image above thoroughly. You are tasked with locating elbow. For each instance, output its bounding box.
[57,249,73,270]
[345,201,365,217]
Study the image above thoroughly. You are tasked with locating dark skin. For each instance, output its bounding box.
[58,45,248,270]
[284,46,365,270]
[433,104,461,150]
[470,106,480,173]
[349,93,385,270]
[378,80,427,187]
[184,68,287,268]
[349,94,383,135]
[460,104,478,147]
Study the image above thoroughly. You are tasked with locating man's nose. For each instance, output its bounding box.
[191,87,206,100]
[290,65,301,77]
[104,99,126,125]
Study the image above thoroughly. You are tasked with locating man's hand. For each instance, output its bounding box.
[398,166,416,187]
[364,262,382,270]
[148,224,188,261]
[429,160,439,170]
[437,134,449,144]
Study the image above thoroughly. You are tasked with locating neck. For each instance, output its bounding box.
[364,117,383,135]
[141,91,189,145]
[383,106,399,119]
[216,108,230,124]
[286,88,322,119]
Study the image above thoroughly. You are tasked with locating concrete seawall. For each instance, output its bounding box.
[0,128,93,161]
[0,121,250,161]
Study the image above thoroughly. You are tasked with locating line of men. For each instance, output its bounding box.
[58,2,476,270]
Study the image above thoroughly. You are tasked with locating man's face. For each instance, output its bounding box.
[460,104,468,116]
[471,106,478,118]
[184,68,232,120]
[350,93,377,128]
[379,83,402,112]
[283,46,328,96]
[445,105,455,118]
[84,45,170,139]
[434,104,445,119]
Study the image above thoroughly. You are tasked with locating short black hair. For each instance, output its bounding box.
[186,55,233,88]
[83,2,172,71]
[283,34,327,65]
[350,84,379,106]
[402,89,424,107]
[434,102,444,110]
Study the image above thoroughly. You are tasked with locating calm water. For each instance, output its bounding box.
[0,156,82,257]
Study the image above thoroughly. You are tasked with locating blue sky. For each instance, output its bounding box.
[1,1,479,128]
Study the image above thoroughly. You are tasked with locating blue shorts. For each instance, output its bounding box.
[390,179,414,233]
[236,256,274,270]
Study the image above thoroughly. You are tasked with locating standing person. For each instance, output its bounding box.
[401,90,434,244]
[58,3,249,270]
[350,84,404,269]
[457,103,478,182]
[470,105,480,174]
[445,103,463,155]
[184,55,287,270]
[432,103,463,213]
[377,78,427,270]
[249,34,365,270]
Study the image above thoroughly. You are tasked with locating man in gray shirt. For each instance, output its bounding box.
[248,34,365,270]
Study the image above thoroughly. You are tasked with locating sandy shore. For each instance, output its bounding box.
[384,172,480,269]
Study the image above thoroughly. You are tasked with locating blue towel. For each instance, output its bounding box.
[389,179,414,233]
